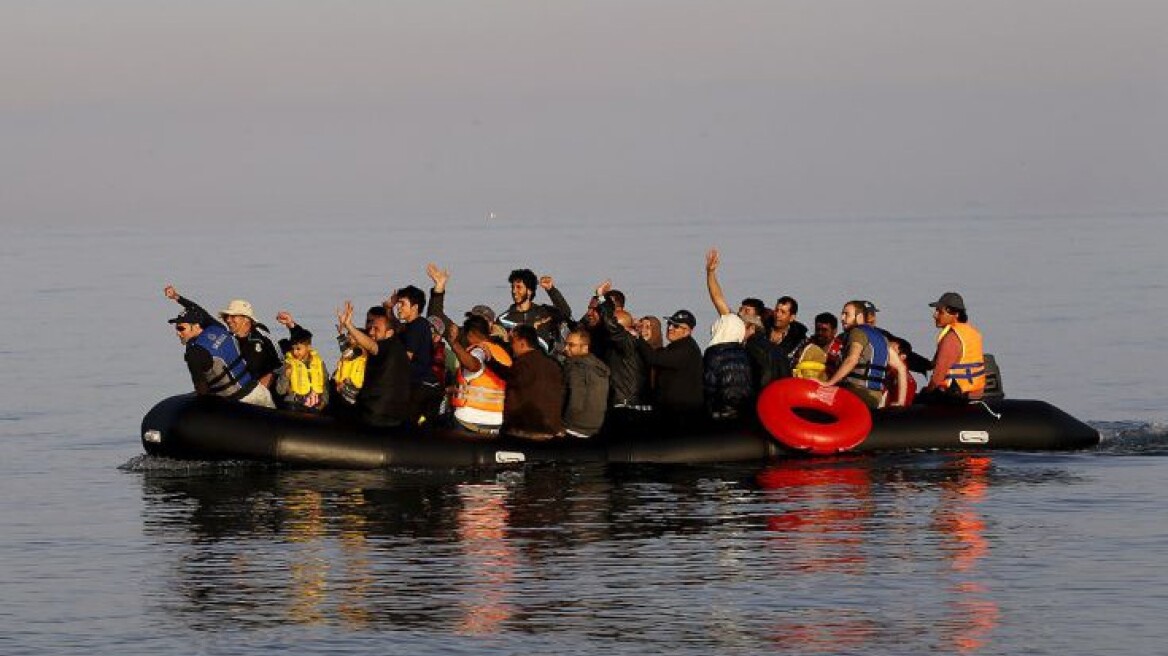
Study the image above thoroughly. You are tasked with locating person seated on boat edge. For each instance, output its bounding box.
[497,268,572,353]
[562,328,610,438]
[820,300,909,410]
[703,248,756,419]
[166,306,275,407]
[442,315,511,436]
[919,292,987,404]
[484,324,565,440]
[594,280,651,411]
[165,285,283,395]
[855,300,922,404]
[768,295,809,367]
[391,284,444,426]
[272,312,329,413]
[637,309,705,427]
[791,312,833,382]
[861,300,931,375]
[337,302,411,429]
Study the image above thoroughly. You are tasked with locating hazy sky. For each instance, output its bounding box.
[2,1,1165,226]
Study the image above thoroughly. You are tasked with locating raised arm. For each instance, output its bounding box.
[276,310,297,331]
[425,263,453,328]
[541,275,573,319]
[444,324,485,374]
[164,284,221,327]
[337,301,379,356]
[705,248,732,316]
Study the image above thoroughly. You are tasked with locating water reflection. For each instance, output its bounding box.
[134,456,1053,650]
[454,483,515,634]
[935,456,1000,653]
[757,458,874,574]
[754,455,1003,654]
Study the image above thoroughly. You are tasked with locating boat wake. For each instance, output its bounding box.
[1092,421,1168,455]
[118,453,278,473]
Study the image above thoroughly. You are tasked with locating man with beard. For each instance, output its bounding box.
[497,268,572,352]
[337,302,410,428]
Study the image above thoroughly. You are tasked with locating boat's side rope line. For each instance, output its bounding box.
[976,401,1002,420]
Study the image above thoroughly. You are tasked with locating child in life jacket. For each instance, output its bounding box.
[331,311,370,410]
[274,312,330,413]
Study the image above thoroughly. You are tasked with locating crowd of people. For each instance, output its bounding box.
[164,250,988,439]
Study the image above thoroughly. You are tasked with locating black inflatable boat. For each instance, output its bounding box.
[140,392,1099,469]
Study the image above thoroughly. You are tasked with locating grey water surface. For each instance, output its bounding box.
[1,214,1166,655]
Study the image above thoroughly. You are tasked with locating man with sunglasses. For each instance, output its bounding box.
[167,306,275,408]
[638,309,704,425]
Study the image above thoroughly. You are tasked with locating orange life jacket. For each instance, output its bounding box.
[937,322,986,395]
[453,341,512,413]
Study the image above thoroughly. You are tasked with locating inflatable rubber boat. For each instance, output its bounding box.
[140,384,1099,469]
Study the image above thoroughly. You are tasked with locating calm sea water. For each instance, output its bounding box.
[1,214,1166,655]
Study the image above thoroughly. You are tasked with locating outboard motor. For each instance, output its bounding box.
[982,353,1005,400]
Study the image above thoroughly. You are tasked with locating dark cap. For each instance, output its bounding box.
[167,308,207,326]
[427,315,446,335]
[288,324,313,345]
[928,292,966,311]
[466,304,496,323]
[664,309,696,329]
[861,301,879,315]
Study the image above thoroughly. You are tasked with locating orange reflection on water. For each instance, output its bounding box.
[936,456,1000,653]
[757,461,873,574]
[336,488,373,629]
[455,483,516,635]
[285,489,328,625]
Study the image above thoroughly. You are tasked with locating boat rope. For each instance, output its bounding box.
[976,400,1002,420]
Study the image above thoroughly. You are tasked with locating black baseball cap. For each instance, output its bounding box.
[167,308,208,326]
[664,309,696,329]
[928,292,966,311]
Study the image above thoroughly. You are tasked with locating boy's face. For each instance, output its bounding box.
[291,342,312,362]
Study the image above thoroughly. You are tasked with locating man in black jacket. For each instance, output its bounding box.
[594,280,649,408]
[638,309,704,424]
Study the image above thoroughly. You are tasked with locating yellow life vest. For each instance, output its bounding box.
[286,349,327,396]
[453,341,511,413]
[793,343,828,381]
[333,352,367,391]
[936,322,986,395]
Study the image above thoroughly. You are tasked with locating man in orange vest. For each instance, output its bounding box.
[445,315,512,436]
[923,292,987,403]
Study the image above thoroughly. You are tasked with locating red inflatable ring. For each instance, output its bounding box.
[756,378,873,454]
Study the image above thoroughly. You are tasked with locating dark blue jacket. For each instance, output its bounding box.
[703,342,754,418]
